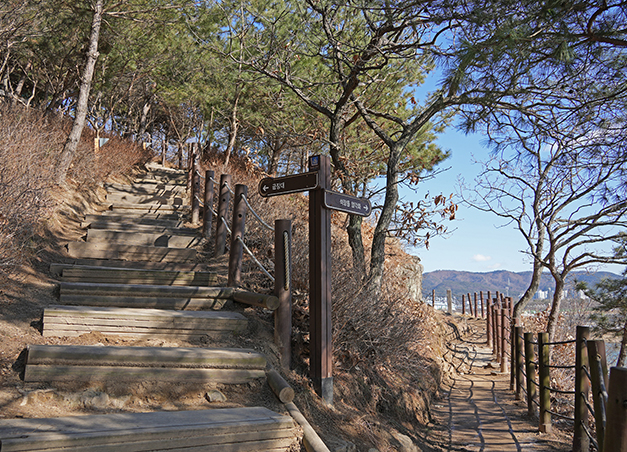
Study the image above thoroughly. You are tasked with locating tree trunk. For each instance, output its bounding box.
[547,275,565,339]
[366,145,402,298]
[347,214,366,278]
[618,316,627,367]
[513,227,545,322]
[224,93,239,167]
[55,0,103,184]
[138,100,151,141]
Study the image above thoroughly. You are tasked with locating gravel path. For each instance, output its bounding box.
[427,316,571,452]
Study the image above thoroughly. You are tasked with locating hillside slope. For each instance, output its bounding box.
[422,269,621,298]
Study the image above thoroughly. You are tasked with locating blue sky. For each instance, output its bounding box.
[402,129,535,273]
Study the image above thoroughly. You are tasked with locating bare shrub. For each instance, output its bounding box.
[0,105,61,282]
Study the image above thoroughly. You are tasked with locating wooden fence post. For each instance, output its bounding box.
[432,289,435,308]
[574,325,591,452]
[480,291,485,319]
[462,294,466,315]
[486,291,491,346]
[587,340,608,452]
[274,219,292,370]
[500,306,507,373]
[467,292,473,316]
[538,332,552,433]
[515,326,524,400]
[603,367,627,452]
[524,331,537,417]
[215,174,232,256]
[202,170,214,238]
[492,303,503,363]
[191,163,200,225]
[447,289,452,314]
[474,293,478,319]
[227,184,247,287]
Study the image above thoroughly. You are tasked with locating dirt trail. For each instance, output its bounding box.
[427,316,570,452]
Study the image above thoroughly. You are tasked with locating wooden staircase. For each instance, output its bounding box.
[0,163,301,451]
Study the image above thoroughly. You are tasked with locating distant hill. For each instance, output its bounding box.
[422,270,622,298]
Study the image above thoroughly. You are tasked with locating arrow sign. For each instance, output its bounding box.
[258,172,318,198]
[323,190,372,217]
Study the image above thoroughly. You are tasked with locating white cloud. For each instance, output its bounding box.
[473,254,492,262]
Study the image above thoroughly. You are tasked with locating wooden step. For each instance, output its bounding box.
[59,267,217,286]
[0,407,298,452]
[108,203,191,214]
[84,213,187,226]
[105,192,186,206]
[59,282,233,310]
[134,178,187,187]
[67,242,197,262]
[42,305,247,339]
[105,182,187,196]
[85,229,202,248]
[50,261,213,277]
[83,220,200,235]
[24,345,267,383]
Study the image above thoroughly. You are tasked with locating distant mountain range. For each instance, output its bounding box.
[422,270,622,298]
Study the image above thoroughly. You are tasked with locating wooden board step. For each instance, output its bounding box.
[84,213,188,226]
[105,192,186,206]
[83,221,200,235]
[105,182,187,196]
[133,178,187,187]
[59,266,218,286]
[85,229,202,248]
[108,203,191,214]
[24,345,267,383]
[67,242,197,262]
[42,305,247,339]
[59,282,233,310]
[0,406,298,452]
[50,261,214,277]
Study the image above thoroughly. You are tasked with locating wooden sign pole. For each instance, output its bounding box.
[309,155,333,404]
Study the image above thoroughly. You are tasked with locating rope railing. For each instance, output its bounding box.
[509,323,624,452]
[236,236,275,283]
[241,194,275,232]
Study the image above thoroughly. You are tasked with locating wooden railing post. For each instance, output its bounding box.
[467,292,473,316]
[227,184,247,287]
[574,326,591,452]
[495,303,501,362]
[538,332,552,433]
[191,165,200,225]
[202,170,214,238]
[500,306,507,373]
[274,219,292,370]
[587,340,608,452]
[603,367,627,452]
[480,291,485,319]
[515,326,524,400]
[486,291,492,346]
[432,289,435,308]
[474,293,478,318]
[462,294,466,315]
[215,174,232,256]
[447,289,452,314]
[524,331,537,416]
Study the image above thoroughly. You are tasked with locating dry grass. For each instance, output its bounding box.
[0,105,150,284]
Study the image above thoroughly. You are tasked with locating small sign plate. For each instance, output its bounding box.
[258,172,318,197]
[323,190,371,217]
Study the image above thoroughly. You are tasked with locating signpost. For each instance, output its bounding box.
[257,155,371,405]
[258,172,318,197]
[323,191,371,217]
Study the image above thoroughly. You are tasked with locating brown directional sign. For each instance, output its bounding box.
[323,190,371,217]
[258,172,318,198]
